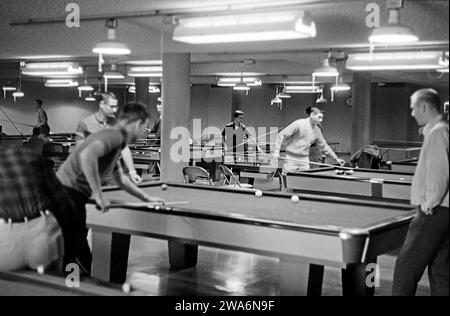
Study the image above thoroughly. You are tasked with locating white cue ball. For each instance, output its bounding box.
[161,184,168,190]
[255,190,263,197]
[122,283,131,294]
[37,266,45,275]
[291,195,300,203]
[334,169,340,175]
[346,170,354,175]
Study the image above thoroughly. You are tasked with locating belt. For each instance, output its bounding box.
[0,211,49,224]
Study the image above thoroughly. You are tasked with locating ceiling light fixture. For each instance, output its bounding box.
[127,66,163,77]
[284,85,321,94]
[44,79,79,88]
[85,94,96,102]
[172,10,316,44]
[93,19,131,72]
[316,89,327,104]
[368,0,418,45]
[77,69,94,97]
[437,52,449,73]
[2,81,16,99]
[346,51,443,71]
[21,62,83,77]
[148,86,161,93]
[12,71,24,102]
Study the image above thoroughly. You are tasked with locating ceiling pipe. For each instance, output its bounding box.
[9,0,358,26]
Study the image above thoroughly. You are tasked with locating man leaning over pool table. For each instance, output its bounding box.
[57,102,164,275]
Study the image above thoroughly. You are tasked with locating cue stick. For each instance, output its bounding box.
[106,201,190,209]
[278,157,352,170]
[0,118,35,127]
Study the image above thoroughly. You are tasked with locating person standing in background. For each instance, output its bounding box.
[34,99,50,136]
[76,92,143,185]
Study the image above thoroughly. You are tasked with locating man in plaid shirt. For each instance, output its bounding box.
[0,147,81,272]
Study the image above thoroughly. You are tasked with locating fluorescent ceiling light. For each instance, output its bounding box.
[437,52,449,73]
[173,10,316,44]
[346,51,443,71]
[277,91,291,99]
[233,82,250,91]
[22,62,83,77]
[214,72,265,76]
[125,60,162,66]
[2,86,16,91]
[285,85,321,93]
[128,66,163,77]
[12,90,24,98]
[45,79,79,87]
[92,19,131,55]
[148,86,160,93]
[331,78,351,92]
[104,64,125,79]
[217,77,262,87]
[369,9,418,45]
[85,95,96,102]
[312,58,339,77]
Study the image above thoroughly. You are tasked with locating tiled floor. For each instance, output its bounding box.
[126,237,431,296]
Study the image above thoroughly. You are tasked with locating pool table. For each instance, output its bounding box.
[86,182,415,296]
[286,167,414,203]
[390,158,418,174]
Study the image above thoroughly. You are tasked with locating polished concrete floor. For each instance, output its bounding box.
[125,236,431,296]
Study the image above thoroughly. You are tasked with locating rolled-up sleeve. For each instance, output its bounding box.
[422,128,449,211]
[274,122,299,156]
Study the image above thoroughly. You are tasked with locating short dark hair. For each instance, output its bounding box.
[35,99,43,106]
[307,106,324,116]
[412,89,442,113]
[233,110,244,118]
[118,102,150,123]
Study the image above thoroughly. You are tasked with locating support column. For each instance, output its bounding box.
[161,53,191,182]
[134,77,150,105]
[350,72,373,154]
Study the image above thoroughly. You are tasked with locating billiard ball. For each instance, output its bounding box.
[336,169,344,175]
[122,283,131,294]
[37,266,45,275]
[161,184,168,190]
[291,195,300,203]
[334,169,340,175]
[346,169,354,175]
[255,190,263,197]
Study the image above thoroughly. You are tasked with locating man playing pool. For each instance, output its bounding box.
[273,107,345,172]
[57,102,164,274]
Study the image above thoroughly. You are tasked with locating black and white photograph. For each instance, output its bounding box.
[0,0,448,300]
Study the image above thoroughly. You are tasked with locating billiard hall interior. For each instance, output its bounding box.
[0,0,448,296]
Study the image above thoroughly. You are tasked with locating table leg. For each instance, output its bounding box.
[168,241,198,270]
[341,259,377,296]
[279,258,324,296]
[91,231,131,283]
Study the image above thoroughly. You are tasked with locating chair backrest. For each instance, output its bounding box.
[182,166,212,184]
[219,164,242,188]
[356,152,380,169]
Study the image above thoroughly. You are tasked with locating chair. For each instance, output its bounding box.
[219,165,254,189]
[182,166,213,185]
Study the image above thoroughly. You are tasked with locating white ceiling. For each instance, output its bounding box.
[0,0,448,86]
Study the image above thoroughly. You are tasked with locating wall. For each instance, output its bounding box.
[0,80,163,136]
[0,80,132,135]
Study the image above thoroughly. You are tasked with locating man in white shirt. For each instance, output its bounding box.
[393,89,449,296]
[273,107,345,171]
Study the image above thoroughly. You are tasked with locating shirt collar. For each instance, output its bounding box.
[422,115,444,137]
